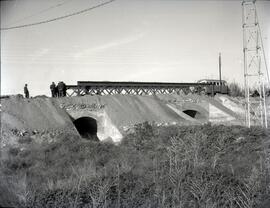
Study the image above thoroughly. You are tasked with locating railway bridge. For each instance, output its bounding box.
[66,81,214,97]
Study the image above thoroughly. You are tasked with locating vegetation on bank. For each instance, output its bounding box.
[227,81,270,97]
[228,82,245,97]
[1,123,270,208]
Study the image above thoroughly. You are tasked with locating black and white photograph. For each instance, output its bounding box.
[1,0,270,207]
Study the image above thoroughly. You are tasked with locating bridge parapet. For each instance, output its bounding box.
[66,81,213,97]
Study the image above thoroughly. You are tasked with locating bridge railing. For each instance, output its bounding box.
[66,81,214,96]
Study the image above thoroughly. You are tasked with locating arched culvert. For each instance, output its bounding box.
[73,117,99,141]
[183,110,200,119]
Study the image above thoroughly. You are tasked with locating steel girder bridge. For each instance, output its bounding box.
[66,81,213,97]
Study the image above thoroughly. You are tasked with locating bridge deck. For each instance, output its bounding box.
[66,81,213,96]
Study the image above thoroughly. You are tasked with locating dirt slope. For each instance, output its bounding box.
[1,97,78,146]
[1,97,75,131]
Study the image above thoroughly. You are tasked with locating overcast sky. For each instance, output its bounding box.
[1,0,270,96]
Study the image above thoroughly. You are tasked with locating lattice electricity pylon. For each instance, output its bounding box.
[242,0,268,128]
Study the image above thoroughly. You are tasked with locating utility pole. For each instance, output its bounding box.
[242,0,268,128]
[219,53,222,93]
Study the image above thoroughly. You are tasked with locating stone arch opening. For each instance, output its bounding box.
[73,117,99,141]
[183,110,200,119]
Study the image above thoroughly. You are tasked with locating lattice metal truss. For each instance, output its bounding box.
[66,82,212,97]
[242,0,268,128]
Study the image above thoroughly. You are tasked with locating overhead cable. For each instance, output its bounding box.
[1,0,116,31]
[8,0,74,25]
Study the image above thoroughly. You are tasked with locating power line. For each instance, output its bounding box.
[8,0,74,25]
[1,0,116,31]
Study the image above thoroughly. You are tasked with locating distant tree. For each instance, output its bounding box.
[228,82,245,97]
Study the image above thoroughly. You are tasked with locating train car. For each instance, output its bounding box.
[197,79,229,95]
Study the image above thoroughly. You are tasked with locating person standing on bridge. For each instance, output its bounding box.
[63,81,67,97]
[57,81,65,97]
[24,84,29,98]
[50,82,57,97]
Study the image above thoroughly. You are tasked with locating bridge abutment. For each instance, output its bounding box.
[66,109,123,142]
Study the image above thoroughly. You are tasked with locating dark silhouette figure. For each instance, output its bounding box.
[63,82,67,97]
[57,81,66,97]
[24,84,29,98]
[55,85,59,97]
[50,82,57,97]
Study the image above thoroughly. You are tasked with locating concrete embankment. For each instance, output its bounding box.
[1,94,254,145]
[55,94,191,142]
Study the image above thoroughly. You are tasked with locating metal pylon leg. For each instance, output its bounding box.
[242,0,268,128]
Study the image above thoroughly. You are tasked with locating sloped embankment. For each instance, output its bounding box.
[156,93,245,125]
[100,95,189,127]
[1,97,75,131]
[1,94,252,144]
[1,97,79,146]
[57,94,188,128]
[56,95,191,142]
[1,95,191,144]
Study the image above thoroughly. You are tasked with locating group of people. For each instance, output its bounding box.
[23,81,67,98]
[50,81,67,97]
